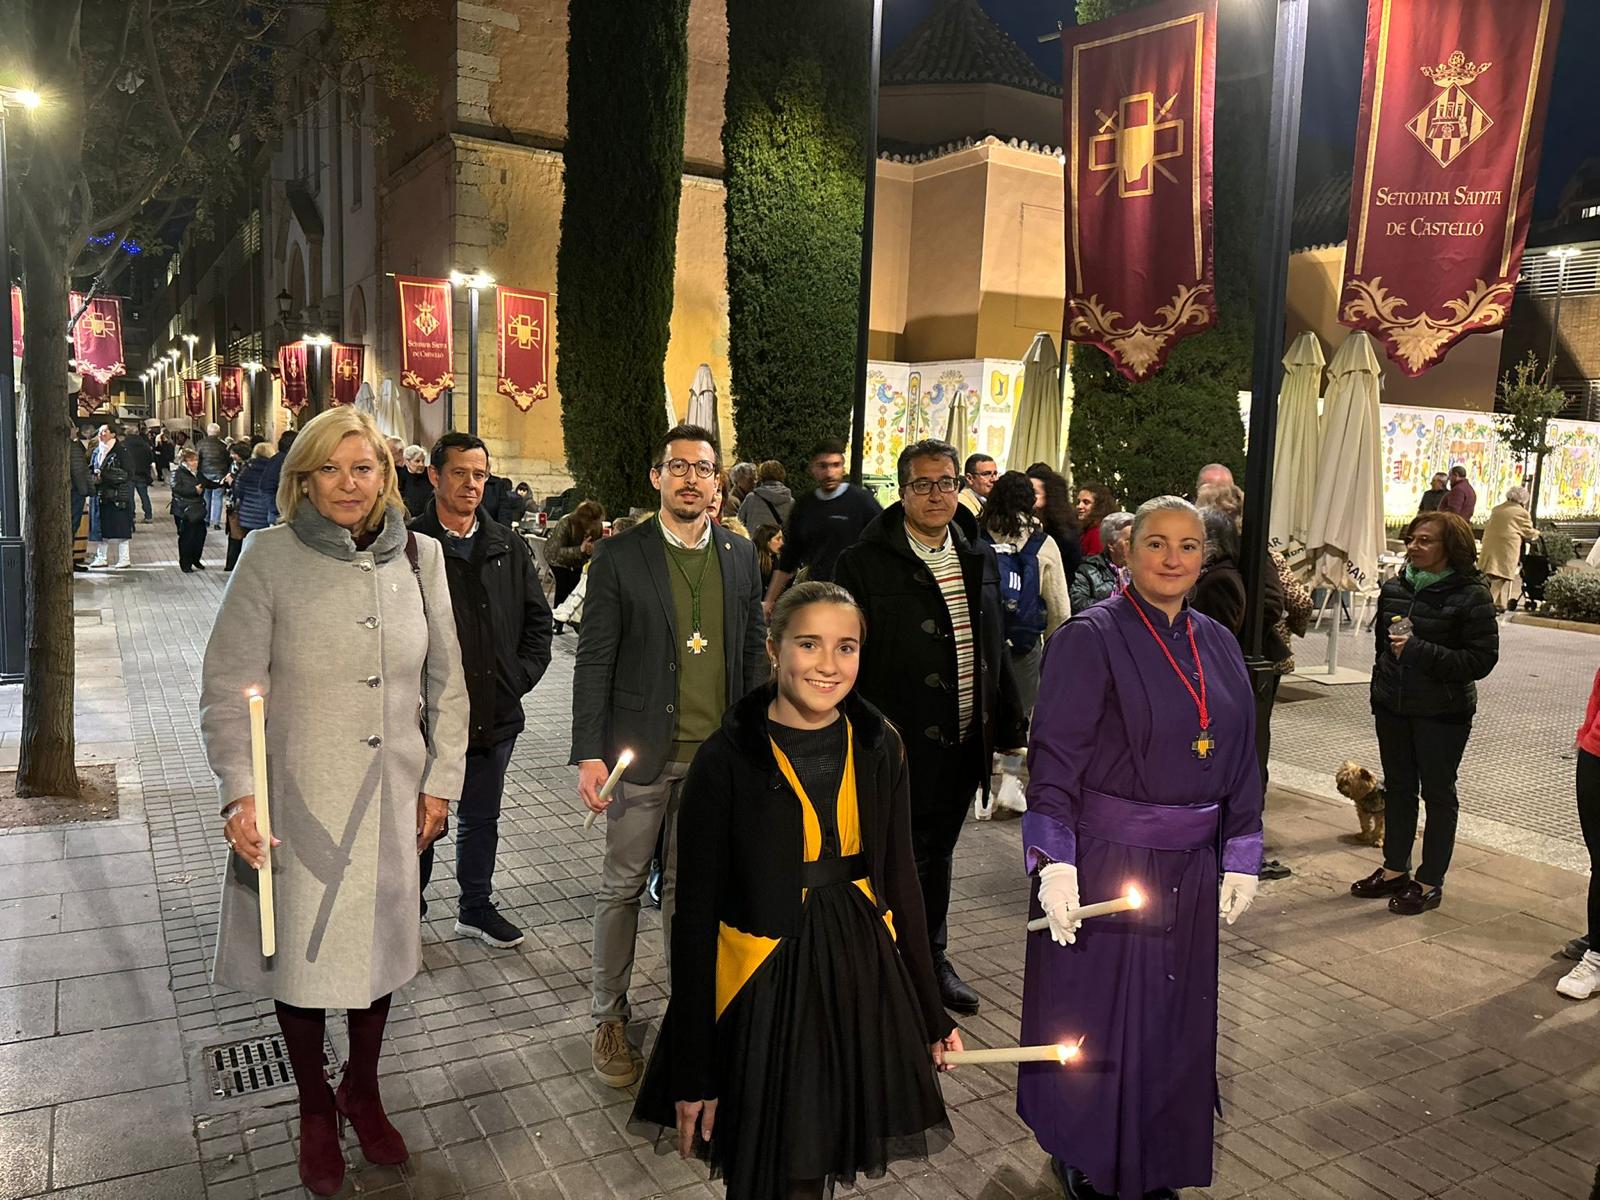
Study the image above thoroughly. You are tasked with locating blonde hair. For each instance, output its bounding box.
[276,407,402,534]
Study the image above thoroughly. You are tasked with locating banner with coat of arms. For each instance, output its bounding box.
[1340,0,1565,376]
[69,292,127,385]
[277,342,309,412]
[395,275,453,402]
[331,343,365,406]
[185,378,207,420]
[1061,0,1216,381]
[496,286,550,411]
[218,366,245,420]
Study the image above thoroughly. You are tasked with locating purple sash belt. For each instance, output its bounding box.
[1078,789,1218,852]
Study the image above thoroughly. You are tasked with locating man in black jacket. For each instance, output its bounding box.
[835,438,1026,1016]
[762,438,880,616]
[413,432,553,949]
[120,426,155,523]
[571,423,767,1088]
[195,423,231,528]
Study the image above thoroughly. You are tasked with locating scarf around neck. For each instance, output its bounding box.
[1403,563,1454,592]
[289,501,408,564]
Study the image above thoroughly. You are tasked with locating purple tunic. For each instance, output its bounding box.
[1018,590,1263,1197]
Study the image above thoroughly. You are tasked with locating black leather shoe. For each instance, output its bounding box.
[1054,1161,1113,1200]
[1565,936,1591,961]
[1143,1190,1181,1199]
[1350,868,1411,898]
[936,957,980,1015]
[1258,859,1292,881]
[1388,881,1442,915]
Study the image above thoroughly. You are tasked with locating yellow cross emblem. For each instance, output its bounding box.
[507,312,542,351]
[85,308,118,339]
[686,631,709,655]
[1089,92,1185,198]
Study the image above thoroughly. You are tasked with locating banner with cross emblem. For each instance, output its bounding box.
[218,365,246,420]
[277,341,309,413]
[496,286,550,412]
[68,292,127,386]
[1061,0,1216,382]
[395,275,454,402]
[331,342,365,406]
[1340,0,1565,376]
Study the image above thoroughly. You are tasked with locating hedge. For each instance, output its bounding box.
[1544,568,1600,623]
[724,0,870,479]
[556,0,690,513]
[1067,0,1265,505]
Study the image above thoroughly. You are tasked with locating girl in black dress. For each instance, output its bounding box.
[633,581,962,1199]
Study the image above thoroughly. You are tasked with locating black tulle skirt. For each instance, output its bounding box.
[632,880,952,1199]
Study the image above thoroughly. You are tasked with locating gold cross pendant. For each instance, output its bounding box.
[1191,731,1215,760]
[686,630,709,655]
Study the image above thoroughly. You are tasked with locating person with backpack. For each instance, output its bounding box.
[980,471,1070,816]
[735,459,793,532]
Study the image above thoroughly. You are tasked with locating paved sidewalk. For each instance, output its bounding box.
[3,522,1600,1199]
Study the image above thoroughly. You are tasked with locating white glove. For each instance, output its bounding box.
[1218,872,1257,925]
[1037,862,1081,946]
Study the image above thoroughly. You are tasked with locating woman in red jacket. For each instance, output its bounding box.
[1560,671,1600,999]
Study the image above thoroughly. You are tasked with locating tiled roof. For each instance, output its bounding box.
[1291,168,1352,252]
[883,0,1061,98]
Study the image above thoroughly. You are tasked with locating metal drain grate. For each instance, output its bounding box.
[204,1033,341,1098]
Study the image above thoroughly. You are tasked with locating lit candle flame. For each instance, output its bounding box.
[617,748,635,767]
[1055,1036,1085,1064]
[1125,886,1144,910]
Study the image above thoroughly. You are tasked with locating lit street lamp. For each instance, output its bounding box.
[301,333,331,411]
[450,269,494,436]
[0,83,42,683]
[1545,245,1580,384]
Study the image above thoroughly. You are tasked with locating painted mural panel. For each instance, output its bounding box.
[862,359,1023,478]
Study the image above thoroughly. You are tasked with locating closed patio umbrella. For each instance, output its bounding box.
[687,363,719,446]
[1007,332,1062,473]
[1268,331,1326,556]
[944,384,974,465]
[374,378,409,442]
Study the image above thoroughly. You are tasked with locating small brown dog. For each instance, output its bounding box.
[1335,761,1386,846]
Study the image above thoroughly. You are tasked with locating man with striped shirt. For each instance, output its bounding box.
[836,439,1025,1016]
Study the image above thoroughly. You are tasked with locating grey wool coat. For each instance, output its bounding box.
[200,504,468,1009]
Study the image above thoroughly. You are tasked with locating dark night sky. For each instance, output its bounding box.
[883,0,1596,218]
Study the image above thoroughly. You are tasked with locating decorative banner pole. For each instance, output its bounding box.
[584,748,635,831]
[943,1040,1083,1066]
[248,691,276,958]
[1027,887,1144,933]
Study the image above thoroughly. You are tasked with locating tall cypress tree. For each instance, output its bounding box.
[723,0,871,476]
[1067,0,1266,503]
[557,0,691,512]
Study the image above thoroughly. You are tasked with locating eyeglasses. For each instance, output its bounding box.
[903,477,959,496]
[971,468,998,480]
[1403,534,1438,546]
[658,458,717,479]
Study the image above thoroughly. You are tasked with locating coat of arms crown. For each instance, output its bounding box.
[1420,50,1491,89]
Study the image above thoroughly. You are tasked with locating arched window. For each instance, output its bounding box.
[347,285,367,344]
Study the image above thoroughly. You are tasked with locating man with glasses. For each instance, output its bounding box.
[835,438,1025,1016]
[571,423,767,1088]
[762,437,881,619]
[959,454,998,517]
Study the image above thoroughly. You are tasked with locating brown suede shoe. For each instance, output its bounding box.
[1388,881,1442,915]
[1350,868,1411,898]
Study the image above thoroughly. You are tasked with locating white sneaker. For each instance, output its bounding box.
[973,789,994,821]
[993,774,1028,814]
[88,549,107,568]
[1557,950,1600,1000]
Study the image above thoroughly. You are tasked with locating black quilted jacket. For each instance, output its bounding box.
[1370,569,1499,719]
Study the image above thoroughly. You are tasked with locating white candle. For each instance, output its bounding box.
[943,1042,1081,1066]
[1027,887,1144,933]
[248,691,276,958]
[583,749,635,830]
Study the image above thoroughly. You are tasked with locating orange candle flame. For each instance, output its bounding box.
[1125,886,1145,910]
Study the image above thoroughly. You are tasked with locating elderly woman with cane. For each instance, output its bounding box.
[1020,496,1263,1200]
[200,407,467,1195]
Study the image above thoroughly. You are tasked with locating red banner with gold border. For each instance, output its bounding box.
[218,366,245,420]
[1340,0,1564,376]
[331,343,364,406]
[396,275,453,402]
[9,286,21,360]
[1062,0,1216,381]
[185,379,206,420]
[77,374,105,417]
[278,342,309,412]
[496,287,550,411]
[69,292,127,385]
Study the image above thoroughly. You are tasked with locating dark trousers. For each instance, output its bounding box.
[1577,750,1600,946]
[420,736,517,915]
[1255,669,1281,793]
[224,534,245,571]
[176,516,207,570]
[1375,708,1473,887]
[133,480,152,520]
[551,565,582,621]
[908,735,985,961]
[70,491,87,536]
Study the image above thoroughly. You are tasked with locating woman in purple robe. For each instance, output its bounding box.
[1019,496,1264,1200]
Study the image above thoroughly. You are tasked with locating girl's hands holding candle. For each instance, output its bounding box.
[416,793,449,852]
[931,1028,965,1072]
[675,1098,718,1158]
[222,797,279,869]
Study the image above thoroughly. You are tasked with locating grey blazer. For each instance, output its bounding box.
[570,518,768,784]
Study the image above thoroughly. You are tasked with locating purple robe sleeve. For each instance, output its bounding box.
[1218,647,1265,875]
[1022,619,1111,873]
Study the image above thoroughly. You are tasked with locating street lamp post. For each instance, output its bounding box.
[450,270,494,437]
[1544,245,1580,384]
[0,86,41,684]
[848,0,884,486]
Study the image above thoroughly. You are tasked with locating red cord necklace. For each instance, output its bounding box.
[1125,589,1215,759]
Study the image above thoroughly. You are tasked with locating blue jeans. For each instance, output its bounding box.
[132,480,152,520]
[205,486,224,526]
[88,496,101,542]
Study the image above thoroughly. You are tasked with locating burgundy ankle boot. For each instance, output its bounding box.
[297,1085,347,1196]
[334,1077,408,1165]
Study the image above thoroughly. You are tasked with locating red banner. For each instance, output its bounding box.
[218,366,245,420]
[278,342,309,412]
[8,286,20,360]
[69,292,127,385]
[395,275,453,402]
[331,343,365,406]
[1061,0,1216,381]
[496,287,550,411]
[1340,0,1565,376]
[185,378,207,420]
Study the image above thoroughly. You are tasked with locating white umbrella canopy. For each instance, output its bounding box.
[944,385,974,464]
[374,379,409,442]
[1304,330,1385,594]
[1007,332,1062,473]
[664,381,678,430]
[687,363,719,445]
[1268,331,1326,555]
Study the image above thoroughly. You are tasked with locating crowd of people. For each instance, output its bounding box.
[175,412,1600,1200]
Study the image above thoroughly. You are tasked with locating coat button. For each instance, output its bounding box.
[365,676,381,687]
[366,735,382,747]
[357,561,373,572]
[666,704,675,714]
[361,616,379,629]
[668,662,676,671]
[924,673,941,688]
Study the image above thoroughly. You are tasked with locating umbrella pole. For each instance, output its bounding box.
[1327,595,1341,675]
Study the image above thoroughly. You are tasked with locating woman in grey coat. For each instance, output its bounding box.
[201,407,467,1196]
